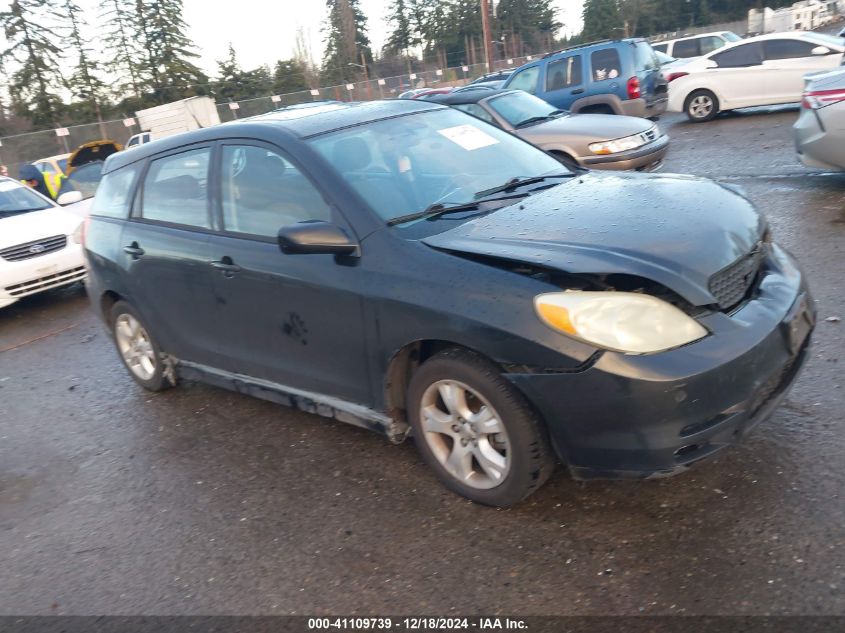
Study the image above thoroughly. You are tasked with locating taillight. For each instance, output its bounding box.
[667,72,689,83]
[802,88,845,110]
[627,76,641,99]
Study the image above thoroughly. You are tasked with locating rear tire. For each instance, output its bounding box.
[407,348,555,506]
[684,89,719,122]
[109,300,171,392]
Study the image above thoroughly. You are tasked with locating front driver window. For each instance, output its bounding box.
[220,145,331,238]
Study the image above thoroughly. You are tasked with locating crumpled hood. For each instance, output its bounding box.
[0,208,82,250]
[422,171,765,306]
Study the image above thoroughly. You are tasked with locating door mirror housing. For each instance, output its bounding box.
[56,190,84,206]
[811,45,831,56]
[277,221,359,256]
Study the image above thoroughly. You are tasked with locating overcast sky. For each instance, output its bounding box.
[74,0,584,76]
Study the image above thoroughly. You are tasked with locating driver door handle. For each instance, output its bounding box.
[210,257,241,275]
[571,88,585,95]
[123,242,145,258]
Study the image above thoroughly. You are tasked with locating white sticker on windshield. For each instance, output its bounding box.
[0,180,23,192]
[436,124,499,151]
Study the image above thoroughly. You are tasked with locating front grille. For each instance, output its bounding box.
[708,243,764,310]
[0,235,67,262]
[4,266,86,297]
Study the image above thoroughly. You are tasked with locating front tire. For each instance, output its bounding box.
[407,348,554,506]
[684,89,719,122]
[110,300,171,392]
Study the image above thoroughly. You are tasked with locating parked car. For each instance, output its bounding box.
[501,38,668,118]
[0,176,86,309]
[454,81,506,93]
[428,89,668,171]
[33,153,71,178]
[655,50,696,81]
[470,70,514,85]
[668,32,845,122]
[413,87,455,99]
[65,139,122,176]
[84,100,814,506]
[398,88,430,99]
[126,132,152,149]
[65,161,105,199]
[794,66,845,170]
[651,31,742,58]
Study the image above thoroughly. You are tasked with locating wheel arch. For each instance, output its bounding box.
[100,290,123,322]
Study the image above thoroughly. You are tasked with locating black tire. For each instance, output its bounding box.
[109,300,171,392]
[407,348,555,506]
[684,89,719,122]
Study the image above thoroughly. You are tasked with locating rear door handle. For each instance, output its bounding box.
[123,243,145,258]
[210,258,241,274]
[571,88,585,95]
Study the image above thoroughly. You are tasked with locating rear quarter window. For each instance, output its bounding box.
[652,43,668,54]
[591,48,622,81]
[673,38,700,58]
[90,162,143,219]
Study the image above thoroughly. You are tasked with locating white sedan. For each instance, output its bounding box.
[0,177,88,309]
[668,32,845,122]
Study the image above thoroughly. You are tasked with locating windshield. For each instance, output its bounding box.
[806,33,845,49]
[486,91,565,127]
[66,162,104,200]
[0,180,54,218]
[722,32,742,43]
[308,108,566,225]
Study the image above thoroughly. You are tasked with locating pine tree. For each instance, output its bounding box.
[581,0,623,42]
[60,0,106,123]
[0,0,64,128]
[321,0,371,85]
[214,44,243,102]
[99,0,143,99]
[496,0,560,54]
[384,0,415,55]
[137,0,207,102]
[273,59,309,95]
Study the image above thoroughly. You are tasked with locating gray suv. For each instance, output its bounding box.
[794,66,845,170]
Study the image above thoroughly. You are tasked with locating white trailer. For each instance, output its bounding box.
[128,96,220,147]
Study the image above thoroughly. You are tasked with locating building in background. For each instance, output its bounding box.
[749,0,844,35]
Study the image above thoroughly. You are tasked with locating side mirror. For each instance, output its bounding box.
[56,190,84,206]
[811,46,831,56]
[277,221,359,256]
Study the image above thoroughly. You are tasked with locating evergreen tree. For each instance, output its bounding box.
[214,43,243,102]
[137,0,207,102]
[0,0,63,128]
[60,0,106,122]
[99,0,144,99]
[495,0,560,55]
[384,0,415,55]
[321,0,371,85]
[273,59,309,95]
[581,0,623,41]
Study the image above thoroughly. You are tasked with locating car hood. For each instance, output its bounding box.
[518,113,655,146]
[421,171,764,306]
[0,207,82,250]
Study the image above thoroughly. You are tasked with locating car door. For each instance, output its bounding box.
[542,55,584,109]
[119,144,226,368]
[205,141,371,404]
[763,38,839,103]
[709,42,766,108]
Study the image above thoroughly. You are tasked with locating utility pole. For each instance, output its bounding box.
[480,0,494,72]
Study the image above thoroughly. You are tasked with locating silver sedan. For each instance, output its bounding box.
[428,89,669,171]
[794,66,845,170]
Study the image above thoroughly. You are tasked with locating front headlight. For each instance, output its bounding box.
[588,125,658,155]
[534,291,708,354]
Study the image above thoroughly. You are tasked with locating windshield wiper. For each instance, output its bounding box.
[515,111,567,128]
[386,193,526,227]
[473,172,577,199]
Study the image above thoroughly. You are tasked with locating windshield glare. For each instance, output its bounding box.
[0,181,53,218]
[309,108,566,223]
[487,91,562,127]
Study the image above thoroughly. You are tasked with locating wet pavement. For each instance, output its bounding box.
[1,108,843,616]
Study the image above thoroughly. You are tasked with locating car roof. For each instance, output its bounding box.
[542,37,646,59]
[104,100,443,174]
[427,89,516,106]
[700,30,843,56]
[657,31,736,44]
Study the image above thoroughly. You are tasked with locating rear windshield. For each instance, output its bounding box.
[0,180,53,218]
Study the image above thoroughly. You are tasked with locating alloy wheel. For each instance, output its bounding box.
[689,95,714,119]
[419,379,511,489]
[115,313,157,381]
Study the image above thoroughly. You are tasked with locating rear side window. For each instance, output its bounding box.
[546,56,583,90]
[140,148,210,228]
[652,43,668,54]
[673,38,700,58]
[699,36,727,55]
[591,48,622,81]
[712,42,763,68]
[508,66,540,94]
[764,39,818,60]
[90,162,142,218]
